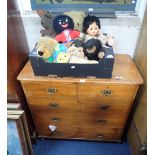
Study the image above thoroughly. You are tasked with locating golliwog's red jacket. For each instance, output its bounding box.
[55,29,83,43]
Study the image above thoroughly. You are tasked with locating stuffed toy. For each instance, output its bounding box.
[83,15,114,47]
[83,38,105,61]
[53,43,68,62]
[36,36,58,62]
[67,45,80,57]
[53,15,84,45]
[53,15,74,34]
[71,39,85,58]
[69,56,98,64]
[40,11,54,37]
[56,52,70,63]
[64,11,86,32]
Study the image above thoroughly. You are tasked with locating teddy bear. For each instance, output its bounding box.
[71,39,85,58]
[56,52,70,63]
[83,38,105,61]
[40,11,55,37]
[64,11,86,32]
[52,43,68,62]
[69,56,98,64]
[35,36,58,62]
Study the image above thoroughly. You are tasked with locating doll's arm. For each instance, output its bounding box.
[98,47,105,59]
[106,35,114,47]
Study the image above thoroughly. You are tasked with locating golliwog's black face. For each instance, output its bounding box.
[53,15,74,34]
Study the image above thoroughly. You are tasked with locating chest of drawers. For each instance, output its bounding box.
[17,54,143,142]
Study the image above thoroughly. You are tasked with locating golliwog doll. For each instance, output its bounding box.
[53,15,83,46]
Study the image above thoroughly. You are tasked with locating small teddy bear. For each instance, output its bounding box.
[83,38,105,61]
[64,11,86,32]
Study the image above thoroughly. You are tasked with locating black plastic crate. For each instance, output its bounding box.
[29,47,114,78]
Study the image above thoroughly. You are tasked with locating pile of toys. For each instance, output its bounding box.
[35,11,114,64]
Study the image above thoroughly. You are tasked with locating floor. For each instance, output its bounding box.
[33,138,131,155]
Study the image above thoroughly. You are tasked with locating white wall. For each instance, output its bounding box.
[18,0,146,58]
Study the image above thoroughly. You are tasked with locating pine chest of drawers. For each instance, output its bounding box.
[17,54,143,142]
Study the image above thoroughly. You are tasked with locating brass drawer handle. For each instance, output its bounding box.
[96,133,105,139]
[51,117,61,122]
[48,103,59,109]
[98,104,110,111]
[96,118,107,124]
[47,88,57,94]
[101,89,112,96]
[53,130,63,136]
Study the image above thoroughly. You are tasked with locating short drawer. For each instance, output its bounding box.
[27,97,79,113]
[31,111,78,126]
[37,126,80,138]
[78,126,122,141]
[22,81,77,97]
[79,84,137,100]
[78,113,125,128]
[80,98,132,115]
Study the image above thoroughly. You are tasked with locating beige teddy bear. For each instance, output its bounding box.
[64,11,86,32]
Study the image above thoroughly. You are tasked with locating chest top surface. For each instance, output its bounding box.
[17,54,143,85]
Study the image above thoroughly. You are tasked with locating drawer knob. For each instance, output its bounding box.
[96,118,107,124]
[96,133,105,139]
[47,88,57,94]
[53,130,63,136]
[51,117,61,122]
[48,103,59,109]
[101,89,112,96]
[98,104,110,111]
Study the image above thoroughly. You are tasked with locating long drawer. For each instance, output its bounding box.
[31,110,125,129]
[37,125,122,141]
[22,81,77,97]
[27,97,79,113]
[79,84,137,99]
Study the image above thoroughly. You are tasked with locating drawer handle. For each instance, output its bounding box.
[96,118,107,124]
[51,117,61,122]
[53,130,63,136]
[48,103,59,109]
[101,89,112,96]
[96,133,105,139]
[47,88,57,94]
[98,104,110,111]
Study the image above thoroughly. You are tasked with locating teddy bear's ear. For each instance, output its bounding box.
[81,11,86,18]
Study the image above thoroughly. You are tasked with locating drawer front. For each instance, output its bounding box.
[37,125,122,141]
[80,98,132,115]
[37,126,80,139]
[22,81,77,97]
[79,84,137,99]
[31,111,78,126]
[27,97,80,113]
[78,114,125,128]
[79,126,122,140]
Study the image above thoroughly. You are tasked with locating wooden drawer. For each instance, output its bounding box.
[27,97,79,113]
[80,98,132,115]
[79,126,122,141]
[78,113,125,128]
[37,126,80,138]
[31,111,78,126]
[79,84,137,99]
[37,125,122,141]
[22,81,77,97]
